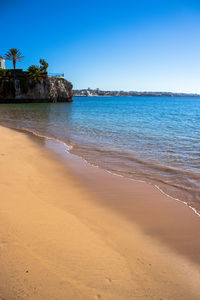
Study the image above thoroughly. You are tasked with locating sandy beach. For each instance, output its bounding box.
[0,125,200,300]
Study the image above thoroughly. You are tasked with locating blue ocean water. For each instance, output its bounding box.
[0,96,200,212]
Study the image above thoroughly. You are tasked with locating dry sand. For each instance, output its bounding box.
[0,125,200,299]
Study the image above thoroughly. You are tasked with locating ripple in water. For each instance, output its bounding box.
[0,96,199,213]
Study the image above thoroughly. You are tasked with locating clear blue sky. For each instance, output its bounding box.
[2,0,200,92]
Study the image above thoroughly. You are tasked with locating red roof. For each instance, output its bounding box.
[0,55,4,59]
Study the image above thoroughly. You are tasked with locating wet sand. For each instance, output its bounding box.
[0,125,200,299]
[46,138,200,265]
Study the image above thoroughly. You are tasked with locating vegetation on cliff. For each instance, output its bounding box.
[28,59,49,82]
[0,49,73,102]
[0,69,15,97]
[0,70,73,102]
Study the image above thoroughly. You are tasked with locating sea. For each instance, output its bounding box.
[0,96,200,214]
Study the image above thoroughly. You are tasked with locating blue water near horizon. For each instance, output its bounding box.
[0,96,200,212]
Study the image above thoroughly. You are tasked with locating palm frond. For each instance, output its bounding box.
[4,48,24,69]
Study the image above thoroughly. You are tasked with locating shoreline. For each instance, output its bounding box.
[0,125,200,299]
[15,125,200,219]
[38,132,200,264]
[5,124,200,263]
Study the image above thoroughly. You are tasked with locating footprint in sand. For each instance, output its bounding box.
[106,278,112,284]
[95,294,101,299]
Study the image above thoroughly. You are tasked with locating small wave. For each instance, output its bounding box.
[1,123,200,219]
[154,185,200,218]
[3,124,73,152]
[83,154,200,218]
[73,144,200,182]
[21,127,73,152]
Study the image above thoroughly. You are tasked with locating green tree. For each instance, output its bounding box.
[27,59,49,82]
[0,69,14,97]
[39,59,49,73]
[0,69,12,81]
[5,48,24,69]
[28,65,45,82]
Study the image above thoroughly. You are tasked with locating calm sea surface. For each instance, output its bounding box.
[0,96,200,212]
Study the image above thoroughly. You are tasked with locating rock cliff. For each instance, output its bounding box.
[0,71,73,103]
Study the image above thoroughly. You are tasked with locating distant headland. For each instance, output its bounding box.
[0,48,73,103]
[73,88,200,98]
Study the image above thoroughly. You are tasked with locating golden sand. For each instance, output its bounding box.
[0,125,200,299]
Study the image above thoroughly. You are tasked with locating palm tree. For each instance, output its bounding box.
[5,48,24,69]
[28,65,46,82]
[39,59,49,73]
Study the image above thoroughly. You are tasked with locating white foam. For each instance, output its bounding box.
[11,125,200,220]
[20,127,73,152]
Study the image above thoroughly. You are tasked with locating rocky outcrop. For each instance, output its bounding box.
[0,71,73,103]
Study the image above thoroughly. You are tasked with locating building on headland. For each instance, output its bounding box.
[0,55,5,69]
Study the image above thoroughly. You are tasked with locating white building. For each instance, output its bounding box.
[0,55,5,69]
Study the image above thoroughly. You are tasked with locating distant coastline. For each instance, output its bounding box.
[73,88,200,97]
